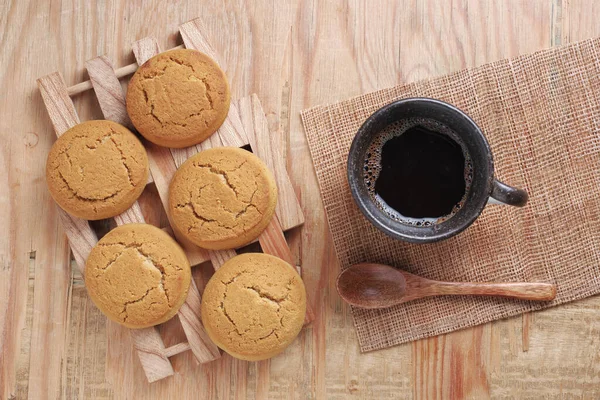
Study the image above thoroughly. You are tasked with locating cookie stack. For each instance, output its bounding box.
[45,49,306,361]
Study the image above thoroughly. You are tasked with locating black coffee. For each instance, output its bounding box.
[363,118,472,226]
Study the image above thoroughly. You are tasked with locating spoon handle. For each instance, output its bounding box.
[423,281,557,301]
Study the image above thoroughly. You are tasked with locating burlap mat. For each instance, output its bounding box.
[301,38,600,352]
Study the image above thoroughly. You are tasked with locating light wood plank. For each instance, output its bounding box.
[237,95,305,231]
[258,217,314,325]
[80,56,154,184]
[36,72,81,135]
[36,73,98,272]
[179,20,248,150]
[176,279,221,362]
[235,93,313,324]
[132,37,162,65]
[131,39,213,266]
[112,201,145,226]
[129,328,174,383]
[207,249,238,270]
[257,216,294,264]
[179,19,221,64]
[85,55,133,129]
[67,45,185,96]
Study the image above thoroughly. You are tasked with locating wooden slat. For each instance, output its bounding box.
[258,217,314,325]
[207,249,238,270]
[179,19,221,64]
[179,21,248,150]
[170,147,194,169]
[257,217,294,264]
[85,55,133,129]
[132,37,162,65]
[238,95,305,231]
[129,328,174,383]
[196,129,224,151]
[76,57,155,184]
[87,57,220,382]
[177,279,221,361]
[36,73,97,272]
[113,201,145,226]
[217,105,249,148]
[129,40,210,266]
[54,212,98,271]
[100,204,176,382]
[37,72,80,134]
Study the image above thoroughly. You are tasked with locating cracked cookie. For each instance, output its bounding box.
[168,147,278,250]
[46,120,149,220]
[201,253,306,360]
[126,48,231,148]
[85,223,191,329]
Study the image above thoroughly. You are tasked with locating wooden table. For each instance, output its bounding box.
[2,1,600,398]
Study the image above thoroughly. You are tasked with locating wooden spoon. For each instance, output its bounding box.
[337,263,557,309]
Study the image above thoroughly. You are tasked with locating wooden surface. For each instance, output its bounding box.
[2,0,600,399]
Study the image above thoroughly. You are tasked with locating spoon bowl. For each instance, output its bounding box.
[336,263,407,308]
[337,263,557,309]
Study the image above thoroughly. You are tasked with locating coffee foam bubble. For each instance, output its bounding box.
[363,117,473,226]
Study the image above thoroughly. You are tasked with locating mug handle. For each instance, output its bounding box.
[490,179,529,207]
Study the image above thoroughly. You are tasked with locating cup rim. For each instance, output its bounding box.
[347,97,495,243]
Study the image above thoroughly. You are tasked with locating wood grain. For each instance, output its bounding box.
[4,1,600,399]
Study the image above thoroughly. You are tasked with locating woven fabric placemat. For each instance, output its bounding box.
[301,38,600,352]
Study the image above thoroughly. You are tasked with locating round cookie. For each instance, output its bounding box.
[201,253,306,361]
[126,48,231,148]
[168,147,278,250]
[46,120,149,220]
[85,223,191,329]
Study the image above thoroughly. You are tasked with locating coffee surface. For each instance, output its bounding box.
[363,118,472,225]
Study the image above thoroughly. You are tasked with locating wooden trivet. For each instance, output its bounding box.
[37,17,312,383]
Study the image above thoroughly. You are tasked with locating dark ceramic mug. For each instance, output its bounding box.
[347,98,528,243]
